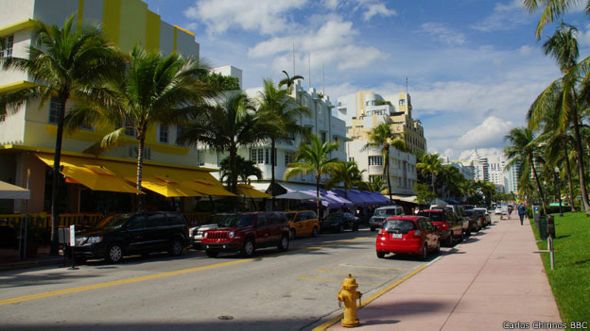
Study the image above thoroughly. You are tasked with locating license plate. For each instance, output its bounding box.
[392,233,402,239]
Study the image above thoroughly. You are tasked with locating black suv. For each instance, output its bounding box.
[321,212,360,232]
[73,212,189,263]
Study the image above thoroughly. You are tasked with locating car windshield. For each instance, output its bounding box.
[94,214,130,230]
[217,214,255,227]
[384,220,416,233]
[374,208,396,216]
[285,212,296,221]
[417,212,444,221]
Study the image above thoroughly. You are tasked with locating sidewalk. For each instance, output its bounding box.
[328,216,561,331]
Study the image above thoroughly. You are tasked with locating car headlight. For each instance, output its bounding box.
[86,236,103,244]
[203,232,208,238]
[75,236,87,246]
[228,231,235,239]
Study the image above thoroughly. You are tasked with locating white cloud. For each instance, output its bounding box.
[457,148,505,162]
[184,0,307,35]
[248,18,385,72]
[455,116,514,149]
[362,2,396,21]
[472,0,530,32]
[519,45,534,55]
[421,22,466,46]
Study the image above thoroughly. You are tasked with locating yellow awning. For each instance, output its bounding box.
[140,178,198,198]
[182,180,235,197]
[37,155,136,193]
[237,184,271,199]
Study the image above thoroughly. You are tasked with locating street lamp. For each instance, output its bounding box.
[554,166,563,217]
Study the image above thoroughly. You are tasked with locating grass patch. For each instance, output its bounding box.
[530,212,590,326]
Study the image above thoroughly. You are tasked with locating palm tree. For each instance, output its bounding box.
[65,47,213,211]
[325,160,365,198]
[417,153,443,195]
[284,135,340,221]
[528,23,590,214]
[179,93,264,194]
[364,118,407,202]
[523,0,590,38]
[279,70,304,94]
[504,127,549,215]
[257,79,309,200]
[0,16,120,254]
[219,155,262,184]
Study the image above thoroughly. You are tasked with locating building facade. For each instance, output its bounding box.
[0,0,217,213]
[336,90,422,195]
[194,80,348,186]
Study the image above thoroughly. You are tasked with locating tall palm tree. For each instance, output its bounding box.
[257,79,309,200]
[364,118,407,202]
[0,16,120,254]
[66,47,213,210]
[523,0,590,38]
[504,127,549,215]
[528,23,590,213]
[179,93,264,194]
[219,155,262,184]
[325,160,366,198]
[284,135,340,221]
[417,153,443,195]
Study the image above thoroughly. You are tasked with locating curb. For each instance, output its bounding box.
[0,257,64,272]
[312,258,437,331]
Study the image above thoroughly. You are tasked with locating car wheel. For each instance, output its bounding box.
[241,239,255,258]
[205,250,219,258]
[277,235,289,252]
[435,240,441,254]
[106,244,123,264]
[289,229,296,240]
[169,238,184,257]
[370,226,375,232]
[420,244,428,261]
[311,227,319,237]
[376,251,386,259]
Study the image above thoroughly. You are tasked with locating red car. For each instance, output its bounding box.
[376,215,440,260]
[417,209,463,246]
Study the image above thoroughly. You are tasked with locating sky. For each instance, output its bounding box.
[144,0,590,161]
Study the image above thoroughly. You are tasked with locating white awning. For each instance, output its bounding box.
[0,180,30,200]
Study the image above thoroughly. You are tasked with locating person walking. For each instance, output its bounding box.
[507,204,514,220]
[517,203,526,226]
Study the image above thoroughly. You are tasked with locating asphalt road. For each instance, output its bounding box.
[0,229,436,331]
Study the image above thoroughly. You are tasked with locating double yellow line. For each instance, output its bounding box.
[0,259,250,306]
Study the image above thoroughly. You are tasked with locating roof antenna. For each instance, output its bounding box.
[292,40,296,77]
[308,53,311,89]
[405,76,409,94]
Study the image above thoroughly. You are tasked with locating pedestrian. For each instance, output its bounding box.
[507,204,514,219]
[517,203,526,226]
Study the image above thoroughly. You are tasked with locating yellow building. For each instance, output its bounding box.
[0,0,230,214]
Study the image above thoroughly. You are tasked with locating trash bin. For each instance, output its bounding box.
[538,216,547,240]
[546,215,556,238]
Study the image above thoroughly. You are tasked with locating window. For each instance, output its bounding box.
[264,148,270,164]
[368,156,383,166]
[320,131,326,143]
[48,98,62,124]
[399,99,405,106]
[124,118,135,136]
[348,157,355,162]
[284,152,294,166]
[176,125,185,146]
[0,35,13,58]
[258,149,264,164]
[159,124,169,143]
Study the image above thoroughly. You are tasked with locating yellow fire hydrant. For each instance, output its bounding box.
[337,274,362,328]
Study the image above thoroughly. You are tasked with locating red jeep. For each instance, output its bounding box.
[201,212,290,258]
[417,209,464,246]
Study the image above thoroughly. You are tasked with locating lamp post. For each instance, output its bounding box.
[554,166,563,217]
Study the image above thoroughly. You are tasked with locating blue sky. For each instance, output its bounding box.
[145,0,589,160]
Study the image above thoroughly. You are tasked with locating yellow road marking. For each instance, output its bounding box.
[0,259,250,306]
[312,263,431,331]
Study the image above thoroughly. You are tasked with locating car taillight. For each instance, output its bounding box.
[378,229,385,235]
[414,230,422,237]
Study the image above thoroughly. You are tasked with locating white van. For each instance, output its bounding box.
[369,205,405,231]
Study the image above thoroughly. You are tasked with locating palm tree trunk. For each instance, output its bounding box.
[384,148,393,202]
[49,96,67,255]
[564,144,576,211]
[270,138,276,211]
[316,175,321,222]
[530,155,548,215]
[136,132,145,212]
[571,111,590,214]
[229,146,238,194]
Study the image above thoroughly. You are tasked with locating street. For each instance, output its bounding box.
[0,229,434,331]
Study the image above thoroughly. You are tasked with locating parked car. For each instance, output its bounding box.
[285,210,320,239]
[375,215,440,260]
[189,215,230,249]
[201,212,290,258]
[473,207,492,227]
[494,207,502,215]
[464,210,483,232]
[369,205,405,231]
[417,209,463,246]
[321,212,360,232]
[73,212,189,263]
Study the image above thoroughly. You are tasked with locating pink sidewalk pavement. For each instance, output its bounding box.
[328,216,561,331]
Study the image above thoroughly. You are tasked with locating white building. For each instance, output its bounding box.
[337,90,422,195]
[489,159,506,193]
[504,162,519,194]
[195,79,347,186]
